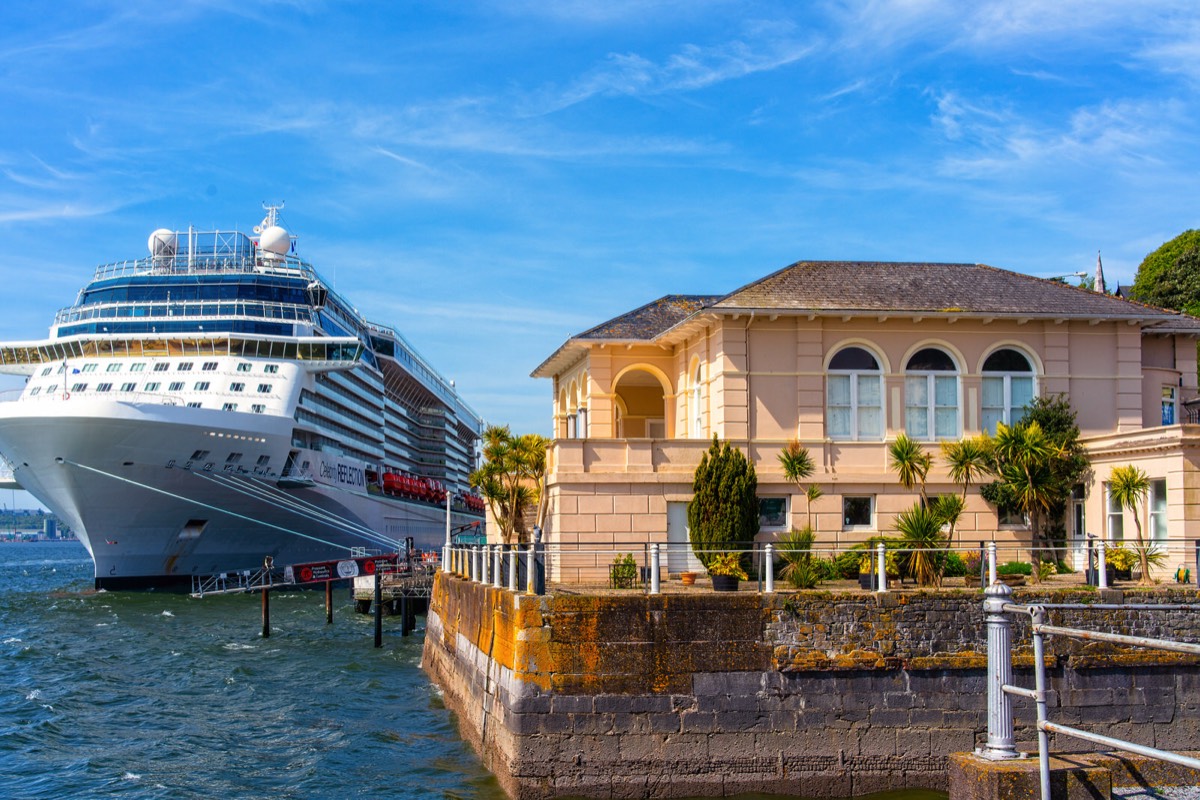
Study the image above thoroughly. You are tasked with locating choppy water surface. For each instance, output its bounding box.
[0,541,945,800]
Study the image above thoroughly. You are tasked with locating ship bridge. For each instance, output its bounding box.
[0,334,363,375]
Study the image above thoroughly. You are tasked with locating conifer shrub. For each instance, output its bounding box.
[688,435,759,568]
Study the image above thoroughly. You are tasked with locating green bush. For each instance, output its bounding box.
[688,436,759,568]
[609,553,639,588]
[942,551,968,578]
[997,561,1032,576]
[777,527,823,589]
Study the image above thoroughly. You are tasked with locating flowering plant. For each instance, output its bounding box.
[707,552,748,580]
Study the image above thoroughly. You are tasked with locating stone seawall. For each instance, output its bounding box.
[421,575,1200,799]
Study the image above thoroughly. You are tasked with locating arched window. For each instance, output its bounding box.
[981,348,1035,434]
[689,363,703,438]
[905,347,959,440]
[827,346,883,440]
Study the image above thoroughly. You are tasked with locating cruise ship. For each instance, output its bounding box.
[0,206,485,589]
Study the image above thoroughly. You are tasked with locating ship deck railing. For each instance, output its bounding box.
[89,254,317,283]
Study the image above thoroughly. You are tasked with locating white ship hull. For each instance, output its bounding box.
[0,399,477,589]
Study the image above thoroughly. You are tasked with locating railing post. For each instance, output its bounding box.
[988,541,998,586]
[481,543,490,585]
[876,542,887,593]
[1030,606,1052,800]
[1097,539,1109,589]
[508,544,518,591]
[649,544,660,595]
[1194,540,1199,586]
[764,544,774,594]
[525,544,536,595]
[443,542,451,574]
[979,581,1019,760]
[493,545,502,588]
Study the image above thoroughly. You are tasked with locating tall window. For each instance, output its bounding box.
[827,346,883,440]
[1162,386,1178,425]
[1105,483,1124,542]
[981,348,1035,434]
[690,363,703,438]
[1150,479,1168,542]
[905,347,959,440]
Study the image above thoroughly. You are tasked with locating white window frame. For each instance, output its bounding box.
[690,364,703,438]
[758,496,788,531]
[826,347,884,441]
[1150,479,1168,542]
[905,349,960,441]
[1105,482,1124,542]
[981,347,1036,435]
[1162,386,1178,426]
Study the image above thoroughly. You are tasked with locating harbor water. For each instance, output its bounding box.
[0,540,946,800]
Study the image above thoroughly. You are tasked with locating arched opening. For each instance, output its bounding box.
[826,345,884,441]
[981,347,1036,434]
[905,346,960,440]
[613,367,670,439]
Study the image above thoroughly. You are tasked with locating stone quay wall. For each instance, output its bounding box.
[421,574,1200,800]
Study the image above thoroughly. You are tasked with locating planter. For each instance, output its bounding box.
[998,573,1026,587]
[962,574,981,588]
[680,572,697,586]
[858,572,875,591]
[1114,568,1132,581]
[711,574,740,592]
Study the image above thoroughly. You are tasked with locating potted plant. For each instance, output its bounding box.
[609,552,639,589]
[688,435,760,573]
[707,552,748,592]
[1107,545,1136,581]
[680,571,697,586]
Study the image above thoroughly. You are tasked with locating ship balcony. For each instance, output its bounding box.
[54,300,315,327]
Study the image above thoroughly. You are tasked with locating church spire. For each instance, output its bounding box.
[1095,250,1106,294]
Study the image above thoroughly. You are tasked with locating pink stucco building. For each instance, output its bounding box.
[532,261,1200,576]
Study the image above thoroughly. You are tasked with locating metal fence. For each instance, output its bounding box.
[441,538,1200,596]
[977,584,1200,799]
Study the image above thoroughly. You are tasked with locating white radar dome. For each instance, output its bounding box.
[148,228,177,257]
[259,225,290,256]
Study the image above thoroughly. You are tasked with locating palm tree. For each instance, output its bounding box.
[940,436,994,544]
[889,433,932,506]
[1108,465,1152,585]
[894,503,946,587]
[470,425,550,544]
[991,421,1060,580]
[778,439,819,528]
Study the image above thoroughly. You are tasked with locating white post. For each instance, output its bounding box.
[508,544,518,591]
[979,581,1020,760]
[650,544,660,595]
[481,544,489,585]
[1097,539,1109,589]
[764,544,774,594]
[492,545,502,588]
[876,542,887,593]
[444,490,452,572]
[988,541,998,586]
[525,544,536,595]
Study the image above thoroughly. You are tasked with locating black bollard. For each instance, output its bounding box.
[401,593,409,637]
[261,555,273,638]
[325,580,333,625]
[373,567,382,648]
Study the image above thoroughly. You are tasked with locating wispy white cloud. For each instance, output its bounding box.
[536,22,816,112]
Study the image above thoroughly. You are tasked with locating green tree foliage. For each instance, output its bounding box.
[940,436,993,544]
[689,435,759,567]
[469,425,549,544]
[1132,229,1200,312]
[893,503,946,587]
[888,433,932,505]
[1107,465,1155,586]
[778,439,821,529]
[980,395,1090,579]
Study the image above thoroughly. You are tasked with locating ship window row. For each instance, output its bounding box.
[2,335,352,365]
[50,379,273,405]
[37,359,283,378]
[56,300,313,326]
[79,279,310,306]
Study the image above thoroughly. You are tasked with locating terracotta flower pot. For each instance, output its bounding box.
[680,572,697,586]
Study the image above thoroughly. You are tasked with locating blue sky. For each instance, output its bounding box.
[1,0,1199,462]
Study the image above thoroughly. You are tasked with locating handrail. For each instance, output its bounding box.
[981,587,1200,799]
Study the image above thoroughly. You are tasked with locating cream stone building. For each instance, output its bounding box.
[532,261,1200,577]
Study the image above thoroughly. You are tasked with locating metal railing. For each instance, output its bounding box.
[978,584,1200,799]
[440,538,1200,596]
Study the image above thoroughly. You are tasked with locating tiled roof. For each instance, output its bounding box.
[576,294,724,341]
[711,261,1180,317]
